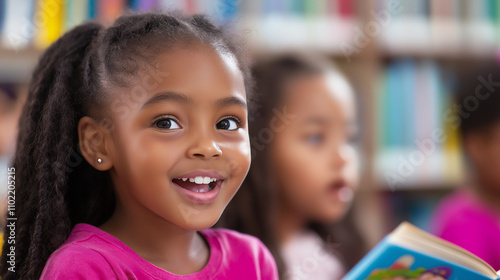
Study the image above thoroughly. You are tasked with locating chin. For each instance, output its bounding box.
[315,207,348,224]
[175,211,222,231]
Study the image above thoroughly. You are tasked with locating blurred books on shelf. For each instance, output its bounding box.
[239,0,359,54]
[2,0,500,54]
[378,0,500,58]
[375,59,464,190]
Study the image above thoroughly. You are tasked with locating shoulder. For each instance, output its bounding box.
[435,190,471,212]
[432,190,479,225]
[40,224,119,279]
[431,190,495,237]
[40,243,116,279]
[203,228,279,279]
[433,190,493,223]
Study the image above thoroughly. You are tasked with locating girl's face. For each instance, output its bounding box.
[270,73,358,223]
[104,45,250,230]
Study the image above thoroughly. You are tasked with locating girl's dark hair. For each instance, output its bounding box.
[217,54,366,278]
[0,12,250,280]
[456,62,500,137]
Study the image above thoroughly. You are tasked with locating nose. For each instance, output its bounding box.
[333,144,349,168]
[186,134,222,160]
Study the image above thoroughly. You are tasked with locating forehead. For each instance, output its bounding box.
[133,44,246,103]
[282,73,355,122]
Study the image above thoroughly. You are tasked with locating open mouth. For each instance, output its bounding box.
[172,176,220,193]
[329,181,353,202]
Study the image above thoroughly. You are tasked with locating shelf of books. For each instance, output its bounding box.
[2,0,500,244]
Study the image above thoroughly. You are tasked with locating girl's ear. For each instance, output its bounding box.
[78,116,114,171]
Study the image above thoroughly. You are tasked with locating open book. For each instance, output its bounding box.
[344,222,500,280]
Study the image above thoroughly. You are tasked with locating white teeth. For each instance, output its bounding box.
[176,176,219,184]
[194,176,203,184]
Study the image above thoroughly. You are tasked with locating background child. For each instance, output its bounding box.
[218,54,366,279]
[430,63,500,270]
[0,12,278,280]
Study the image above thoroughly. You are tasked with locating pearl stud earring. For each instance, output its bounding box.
[97,158,102,164]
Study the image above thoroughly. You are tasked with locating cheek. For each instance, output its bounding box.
[112,129,182,195]
[344,147,360,186]
[219,140,251,192]
[131,134,180,175]
[272,136,327,200]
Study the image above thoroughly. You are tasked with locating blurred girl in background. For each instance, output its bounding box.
[218,54,366,280]
[430,63,500,270]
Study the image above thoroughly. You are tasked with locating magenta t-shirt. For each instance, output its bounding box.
[40,223,278,279]
[430,189,500,270]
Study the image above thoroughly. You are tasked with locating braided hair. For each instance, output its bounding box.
[0,12,250,280]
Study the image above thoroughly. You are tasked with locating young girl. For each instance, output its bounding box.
[430,63,500,270]
[0,12,278,280]
[218,55,366,279]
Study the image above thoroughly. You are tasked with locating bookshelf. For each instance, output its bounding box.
[0,48,41,83]
[1,0,499,247]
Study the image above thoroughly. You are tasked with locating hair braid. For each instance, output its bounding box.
[0,22,103,280]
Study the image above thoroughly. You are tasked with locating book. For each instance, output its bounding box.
[1,0,34,49]
[35,0,65,48]
[344,222,500,280]
[65,0,90,32]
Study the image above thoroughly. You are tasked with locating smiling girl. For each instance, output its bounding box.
[0,12,278,280]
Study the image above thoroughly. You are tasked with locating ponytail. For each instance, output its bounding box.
[0,22,103,280]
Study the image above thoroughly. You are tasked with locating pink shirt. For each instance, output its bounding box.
[430,190,500,270]
[40,223,278,279]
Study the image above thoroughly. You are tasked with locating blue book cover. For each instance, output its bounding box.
[400,60,417,147]
[386,61,404,147]
[344,222,500,280]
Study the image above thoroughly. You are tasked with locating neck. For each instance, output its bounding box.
[275,201,307,246]
[99,196,209,275]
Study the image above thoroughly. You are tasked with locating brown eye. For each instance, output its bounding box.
[216,118,239,130]
[154,118,180,130]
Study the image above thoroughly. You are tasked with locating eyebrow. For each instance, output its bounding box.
[302,116,330,125]
[141,92,247,110]
[303,116,357,126]
[141,92,194,110]
[215,96,247,109]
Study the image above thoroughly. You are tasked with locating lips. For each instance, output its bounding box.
[171,171,224,203]
[328,179,354,202]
